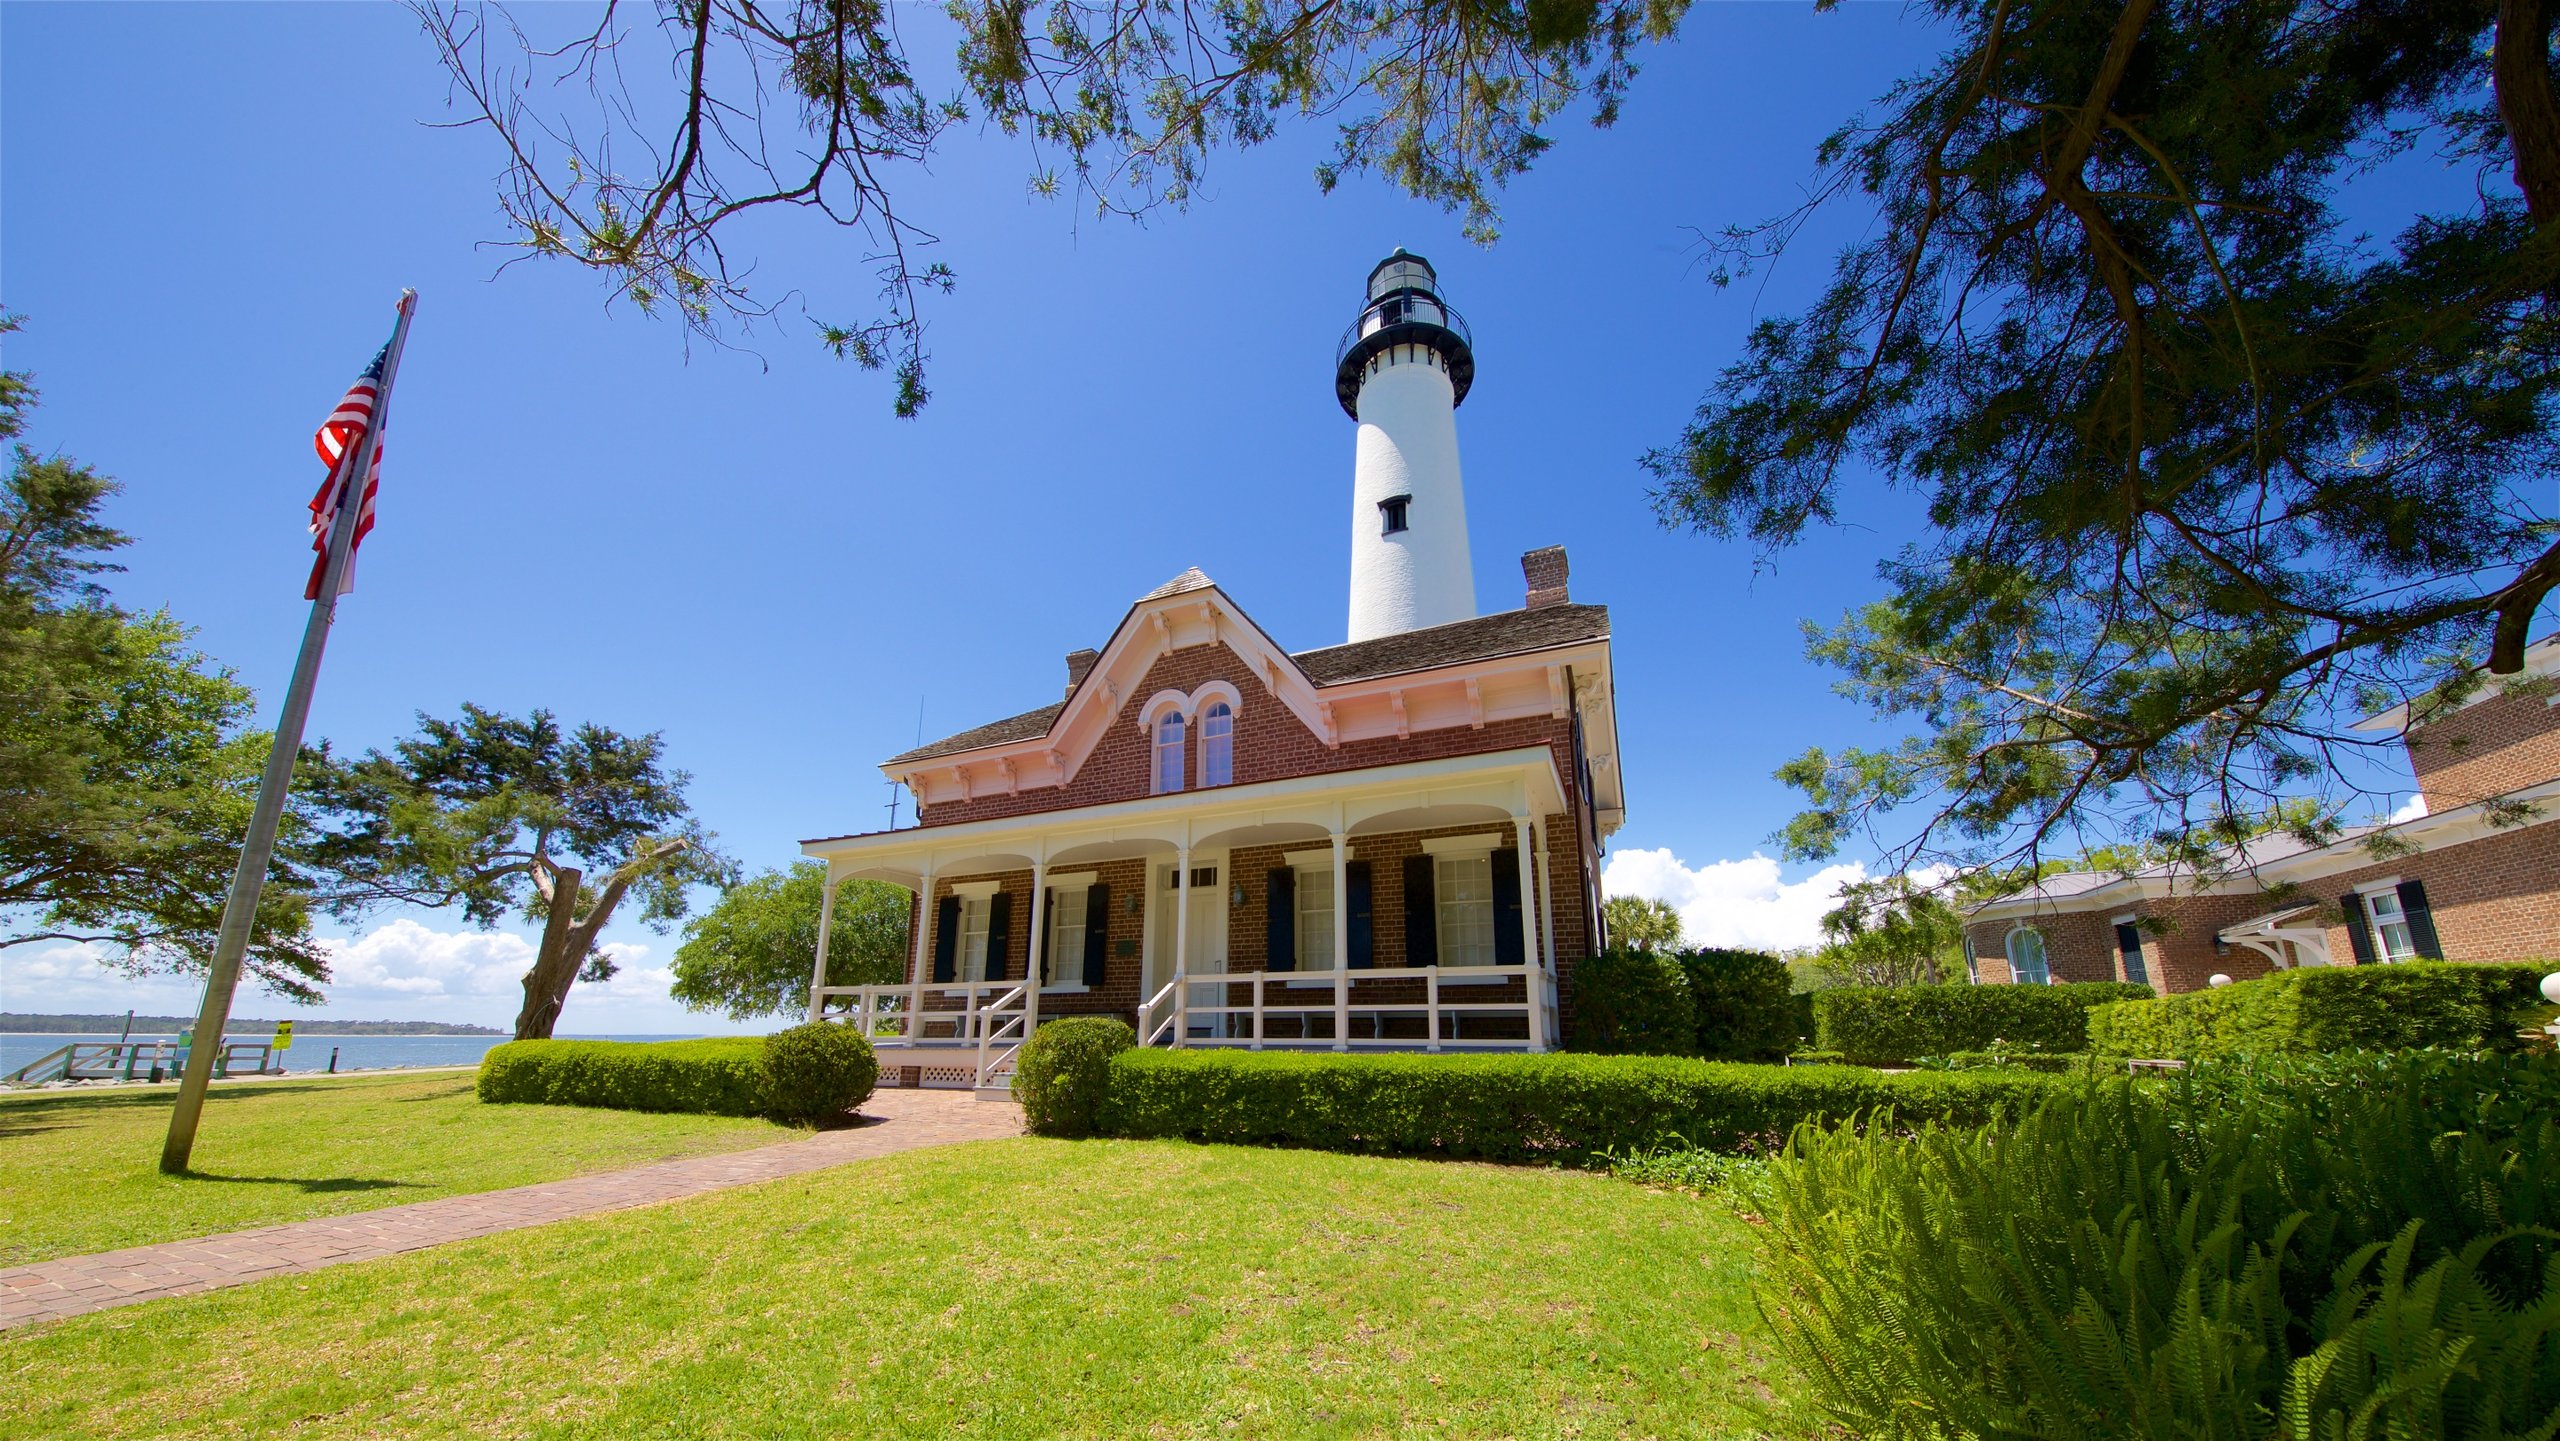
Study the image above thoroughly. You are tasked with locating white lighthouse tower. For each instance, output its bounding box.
[1337,250,1479,643]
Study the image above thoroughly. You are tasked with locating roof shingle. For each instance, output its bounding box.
[887,602,1610,766]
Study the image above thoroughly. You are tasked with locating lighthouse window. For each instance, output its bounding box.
[1152,710,1186,794]
[1198,702,1233,787]
[1379,496,1410,535]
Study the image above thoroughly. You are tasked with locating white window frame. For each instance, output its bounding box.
[2354,880,2417,962]
[1152,709,1186,795]
[1198,701,1234,788]
[1292,861,1336,972]
[2004,925,2051,986]
[1042,872,1097,991]
[959,894,994,983]
[1430,848,1500,972]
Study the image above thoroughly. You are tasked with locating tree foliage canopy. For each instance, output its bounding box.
[0,318,328,999]
[1601,893,1684,953]
[1651,0,2560,876]
[309,704,736,1035]
[670,861,911,1021]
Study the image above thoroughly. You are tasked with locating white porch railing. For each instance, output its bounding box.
[811,980,1029,1046]
[1139,963,1557,1052]
[817,963,1561,1063]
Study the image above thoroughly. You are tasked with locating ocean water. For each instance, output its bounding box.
[1,1032,710,1079]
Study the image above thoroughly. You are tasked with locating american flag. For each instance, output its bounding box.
[305,342,389,600]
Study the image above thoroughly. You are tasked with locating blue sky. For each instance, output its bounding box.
[0,3,2454,1030]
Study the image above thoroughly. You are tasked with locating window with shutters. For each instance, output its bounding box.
[2364,889,2417,961]
[1152,710,1186,794]
[1961,934,1980,984]
[1295,865,1335,970]
[1044,887,1089,988]
[1198,701,1234,787]
[1435,855,1496,967]
[2005,927,2051,985]
[960,895,993,981]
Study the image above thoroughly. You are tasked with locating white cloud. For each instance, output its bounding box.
[2389,794,2429,823]
[4,921,724,1034]
[1600,847,1869,952]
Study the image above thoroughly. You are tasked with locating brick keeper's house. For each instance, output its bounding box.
[800,253,1626,1091]
[1965,634,2560,995]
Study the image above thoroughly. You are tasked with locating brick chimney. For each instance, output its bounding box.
[1522,546,1570,609]
[1064,648,1100,697]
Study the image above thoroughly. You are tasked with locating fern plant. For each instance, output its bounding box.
[1745,1054,2560,1439]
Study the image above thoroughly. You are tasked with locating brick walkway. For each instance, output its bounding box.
[0,1087,1021,1331]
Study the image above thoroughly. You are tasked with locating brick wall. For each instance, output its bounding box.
[1966,816,2560,994]
[2405,676,2560,810]
[915,641,1582,829]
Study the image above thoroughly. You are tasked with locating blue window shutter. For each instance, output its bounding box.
[1035,888,1053,984]
[1403,854,1438,967]
[932,896,960,982]
[2396,880,2442,958]
[985,892,1012,981]
[1266,868,1296,972]
[1492,847,1523,967]
[2341,893,2378,964]
[1346,861,1374,969]
[1081,884,1111,986]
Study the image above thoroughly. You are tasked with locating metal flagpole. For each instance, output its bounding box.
[160,290,418,1174]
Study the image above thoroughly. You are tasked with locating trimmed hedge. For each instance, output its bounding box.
[2086,960,2549,1059]
[477,1024,877,1121]
[1092,1049,2051,1160]
[1014,1016,1134,1137]
[1815,981,2153,1065]
[1568,950,1697,1055]
[1679,948,1797,1061]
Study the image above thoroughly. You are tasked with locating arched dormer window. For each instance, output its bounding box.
[1198,701,1234,787]
[2005,926,2051,986]
[1153,710,1186,794]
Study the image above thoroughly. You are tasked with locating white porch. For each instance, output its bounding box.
[799,746,1575,1091]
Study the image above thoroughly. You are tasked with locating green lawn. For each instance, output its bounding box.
[0,1072,798,1265]
[1,1137,1814,1439]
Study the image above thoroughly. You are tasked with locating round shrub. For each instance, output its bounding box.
[1570,949,1698,1056]
[1679,948,1797,1061]
[1014,1016,1134,1137]
[759,1022,878,1123]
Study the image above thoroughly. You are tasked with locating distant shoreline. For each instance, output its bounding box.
[1,1014,508,1037]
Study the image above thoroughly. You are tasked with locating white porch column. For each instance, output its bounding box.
[1173,846,1193,1043]
[1515,816,1546,1051]
[911,865,935,1038]
[1331,830,1350,1052]
[1535,826,1558,1048]
[1023,856,1048,1038]
[803,871,841,1024]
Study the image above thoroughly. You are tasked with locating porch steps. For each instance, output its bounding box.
[972,1073,1017,1103]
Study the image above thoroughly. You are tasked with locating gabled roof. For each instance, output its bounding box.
[889,702,1066,763]
[1139,567,1214,601]
[888,590,1612,766]
[1295,604,1610,685]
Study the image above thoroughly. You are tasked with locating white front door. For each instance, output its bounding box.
[1146,860,1229,1035]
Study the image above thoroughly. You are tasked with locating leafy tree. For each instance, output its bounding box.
[1650,1,2560,876]
[308,705,736,1038]
[0,318,328,999]
[425,2,2560,884]
[1813,878,1965,988]
[1601,893,1684,953]
[670,861,911,1021]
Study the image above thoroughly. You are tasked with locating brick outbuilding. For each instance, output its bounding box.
[1964,637,2560,993]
